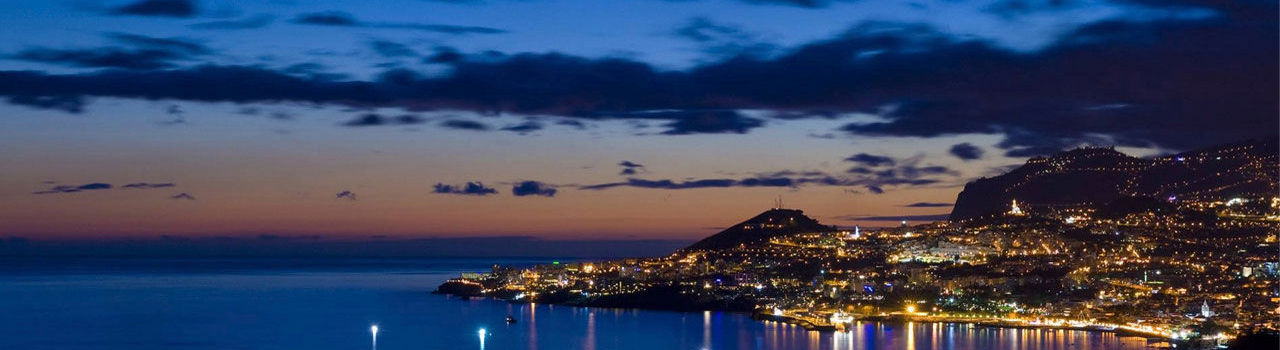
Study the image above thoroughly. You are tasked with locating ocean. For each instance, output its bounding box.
[0,257,1151,349]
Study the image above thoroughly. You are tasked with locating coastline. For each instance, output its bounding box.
[435,287,1174,343]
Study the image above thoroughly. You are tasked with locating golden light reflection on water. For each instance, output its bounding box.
[507,305,1151,350]
[527,303,537,350]
[907,322,915,350]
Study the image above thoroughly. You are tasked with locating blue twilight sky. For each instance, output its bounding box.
[0,0,1274,254]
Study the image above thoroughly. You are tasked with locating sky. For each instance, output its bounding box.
[0,0,1275,256]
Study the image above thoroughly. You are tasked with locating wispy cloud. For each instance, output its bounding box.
[903,202,952,207]
[290,11,506,35]
[33,183,112,194]
[190,14,275,30]
[433,182,498,196]
[106,0,198,18]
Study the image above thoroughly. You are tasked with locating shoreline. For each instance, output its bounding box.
[753,311,1172,340]
[438,292,1173,342]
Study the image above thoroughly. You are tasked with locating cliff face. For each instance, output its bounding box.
[685,208,834,251]
[950,138,1278,220]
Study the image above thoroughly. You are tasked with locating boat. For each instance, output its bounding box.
[506,315,517,324]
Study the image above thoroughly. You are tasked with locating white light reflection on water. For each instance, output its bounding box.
[703,310,712,350]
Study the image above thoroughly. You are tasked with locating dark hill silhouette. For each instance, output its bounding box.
[950,138,1278,220]
[685,208,835,251]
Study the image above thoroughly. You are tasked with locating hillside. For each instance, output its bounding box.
[684,208,836,250]
[950,138,1278,220]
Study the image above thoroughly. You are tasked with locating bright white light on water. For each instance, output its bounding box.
[371,325,379,335]
[478,328,487,337]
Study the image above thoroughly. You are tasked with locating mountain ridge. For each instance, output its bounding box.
[950,137,1278,220]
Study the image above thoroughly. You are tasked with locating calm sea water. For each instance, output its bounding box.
[0,257,1152,350]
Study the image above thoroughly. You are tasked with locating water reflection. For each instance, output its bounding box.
[703,311,712,350]
[906,322,915,350]
[527,303,537,350]
[0,259,1156,350]
[585,309,595,350]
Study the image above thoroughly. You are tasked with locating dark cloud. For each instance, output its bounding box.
[555,119,588,129]
[33,183,112,194]
[656,110,763,135]
[121,182,176,189]
[170,192,196,200]
[754,170,828,178]
[108,0,197,18]
[581,178,737,190]
[839,213,951,221]
[369,40,418,58]
[618,160,645,175]
[439,119,490,131]
[511,181,557,197]
[6,95,85,113]
[739,0,833,8]
[341,113,425,127]
[10,33,210,70]
[500,121,543,133]
[424,47,464,64]
[844,153,958,189]
[948,142,984,160]
[165,104,183,115]
[290,11,506,35]
[290,11,360,26]
[190,14,276,30]
[663,0,837,7]
[581,158,955,193]
[830,11,1278,152]
[580,177,801,190]
[12,48,182,70]
[903,202,952,207]
[3,4,1272,149]
[844,153,896,167]
[897,164,954,178]
[433,182,498,196]
[846,166,873,174]
[336,190,357,200]
[573,109,765,134]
